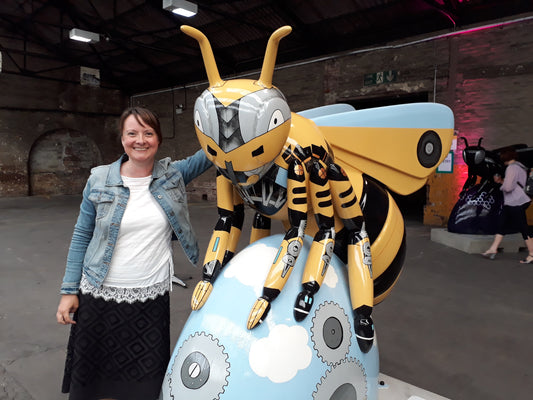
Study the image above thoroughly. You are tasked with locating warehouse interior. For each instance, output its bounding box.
[1,1,533,399]
[2,0,533,223]
[2,0,531,94]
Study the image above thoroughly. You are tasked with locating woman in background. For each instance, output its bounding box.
[56,107,212,399]
[482,147,532,263]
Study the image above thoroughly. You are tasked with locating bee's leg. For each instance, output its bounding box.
[248,159,307,329]
[248,225,305,329]
[294,228,334,321]
[222,191,245,266]
[250,212,271,244]
[348,230,374,353]
[191,173,237,310]
[294,159,335,322]
[328,163,374,353]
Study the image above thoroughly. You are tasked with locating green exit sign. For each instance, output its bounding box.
[364,70,397,86]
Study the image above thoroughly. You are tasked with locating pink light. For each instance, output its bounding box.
[446,18,526,37]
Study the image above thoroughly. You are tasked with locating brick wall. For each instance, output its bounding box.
[0,73,127,196]
[1,17,532,224]
[141,18,531,225]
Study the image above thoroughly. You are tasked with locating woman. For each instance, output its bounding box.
[481,147,532,263]
[56,107,212,399]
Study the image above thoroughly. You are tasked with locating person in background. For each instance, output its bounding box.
[56,106,212,400]
[481,146,532,263]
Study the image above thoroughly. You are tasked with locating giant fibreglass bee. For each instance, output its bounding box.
[181,25,454,353]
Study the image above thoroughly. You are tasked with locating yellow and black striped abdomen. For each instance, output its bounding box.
[358,176,406,304]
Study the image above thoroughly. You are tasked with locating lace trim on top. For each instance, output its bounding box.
[80,275,169,303]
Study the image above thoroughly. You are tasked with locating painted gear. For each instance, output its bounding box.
[312,357,368,400]
[168,332,230,400]
[311,301,351,365]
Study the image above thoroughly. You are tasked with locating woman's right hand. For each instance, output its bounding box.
[56,294,79,325]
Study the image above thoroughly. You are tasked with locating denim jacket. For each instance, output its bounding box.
[60,150,212,295]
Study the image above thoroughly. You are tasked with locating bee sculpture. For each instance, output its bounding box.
[182,25,454,353]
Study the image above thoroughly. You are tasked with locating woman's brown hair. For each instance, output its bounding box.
[119,107,163,144]
[499,146,518,163]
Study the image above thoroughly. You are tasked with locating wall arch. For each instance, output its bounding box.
[28,129,102,196]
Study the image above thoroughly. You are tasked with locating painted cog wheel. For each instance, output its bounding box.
[312,357,368,400]
[168,332,230,400]
[310,301,352,365]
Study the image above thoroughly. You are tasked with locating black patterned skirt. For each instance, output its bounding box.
[62,292,170,400]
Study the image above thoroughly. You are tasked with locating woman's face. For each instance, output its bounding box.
[121,114,159,164]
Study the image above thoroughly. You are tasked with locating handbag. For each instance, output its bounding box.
[516,163,533,197]
[523,172,533,197]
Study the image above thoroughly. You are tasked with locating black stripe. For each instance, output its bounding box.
[318,199,332,208]
[340,187,353,198]
[374,229,406,298]
[361,176,389,243]
[342,196,358,208]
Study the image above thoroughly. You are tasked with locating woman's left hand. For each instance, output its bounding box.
[56,294,79,325]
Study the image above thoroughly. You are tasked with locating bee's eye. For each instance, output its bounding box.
[195,110,203,131]
[207,145,217,156]
[268,109,285,130]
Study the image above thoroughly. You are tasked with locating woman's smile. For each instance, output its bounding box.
[121,114,160,165]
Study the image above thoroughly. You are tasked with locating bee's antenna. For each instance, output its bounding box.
[181,25,224,88]
[257,26,292,88]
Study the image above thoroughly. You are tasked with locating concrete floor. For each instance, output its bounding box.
[1,195,532,400]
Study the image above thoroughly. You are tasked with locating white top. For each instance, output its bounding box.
[104,175,173,288]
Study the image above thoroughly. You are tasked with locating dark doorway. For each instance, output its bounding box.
[28,129,102,196]
[345,92,429,110]
[390,186,427,221]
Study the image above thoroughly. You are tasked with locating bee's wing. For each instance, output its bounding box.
[297,103,356,119]
[304,103,454,195]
